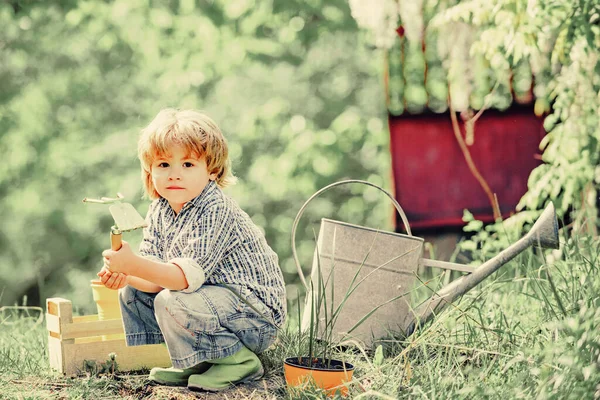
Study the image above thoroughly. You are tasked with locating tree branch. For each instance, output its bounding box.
[448,93,502,221]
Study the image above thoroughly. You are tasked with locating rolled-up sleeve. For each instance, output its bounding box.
[170,203,237,293]
[138,201,163,263]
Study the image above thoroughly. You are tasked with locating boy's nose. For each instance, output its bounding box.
[168,170,182,180]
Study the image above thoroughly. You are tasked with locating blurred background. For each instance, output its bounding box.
[0,0,394,314]
[2,0,596,317]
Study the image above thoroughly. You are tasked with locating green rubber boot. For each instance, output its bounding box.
[188,346,264,392]
[148,362,211,386]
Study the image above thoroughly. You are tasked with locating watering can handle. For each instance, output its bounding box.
[291,179,412,290]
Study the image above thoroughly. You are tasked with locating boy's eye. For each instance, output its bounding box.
[158,162,169,168]
[183,162,194,168]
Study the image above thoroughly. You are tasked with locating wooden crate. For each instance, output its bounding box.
[46,297,171,376]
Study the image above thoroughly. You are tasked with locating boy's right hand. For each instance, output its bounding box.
[97,266,128,290]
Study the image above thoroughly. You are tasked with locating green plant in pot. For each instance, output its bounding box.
[283,243,359,398]
[285,226,428,397]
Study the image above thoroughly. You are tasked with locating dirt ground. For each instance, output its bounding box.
[6,373,287,399]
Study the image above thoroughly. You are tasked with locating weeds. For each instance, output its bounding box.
[0,317,48,378]
[2,233,599,399]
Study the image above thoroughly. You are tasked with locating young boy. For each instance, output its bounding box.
[97,108,286,391]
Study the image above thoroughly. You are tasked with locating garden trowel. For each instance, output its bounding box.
[83,193,148,250]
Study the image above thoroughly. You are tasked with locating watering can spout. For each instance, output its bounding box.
[524,201,559,249]
[404,202,559,336]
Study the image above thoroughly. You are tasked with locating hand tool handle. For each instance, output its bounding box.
[110,227,122,251]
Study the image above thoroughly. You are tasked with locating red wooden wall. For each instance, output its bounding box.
[389,105,545,231]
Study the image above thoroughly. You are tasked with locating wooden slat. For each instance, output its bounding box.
[62,340,171,376]
[47,313,123,339]
[46,298,74,376]
[46,313,61,334]
[61,319,124,339]
[73,315,100,323]
[46,298,73,322]
[48,335,65,372]
[75,336,104,344]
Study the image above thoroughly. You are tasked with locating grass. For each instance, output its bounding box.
[2,233,600,399]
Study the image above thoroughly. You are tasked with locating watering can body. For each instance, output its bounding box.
[296,180,559,347]
[301,219,423,345]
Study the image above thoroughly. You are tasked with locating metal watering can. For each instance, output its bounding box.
[292,180,559,346]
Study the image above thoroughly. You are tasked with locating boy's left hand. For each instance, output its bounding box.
[102,240,135,274]
[97,266,128,290]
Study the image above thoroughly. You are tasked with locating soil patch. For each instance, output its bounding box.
[5,373,287,399]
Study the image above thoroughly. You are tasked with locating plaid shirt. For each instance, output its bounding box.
[139,181,286,327]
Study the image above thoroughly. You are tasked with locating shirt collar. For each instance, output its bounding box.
[187,180,218,209]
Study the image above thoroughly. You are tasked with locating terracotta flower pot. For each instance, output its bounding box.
[283,357,355,397]
[90,280,124,341]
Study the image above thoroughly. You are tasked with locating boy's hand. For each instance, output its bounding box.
[102,240,136,274]
[97,266,129,290]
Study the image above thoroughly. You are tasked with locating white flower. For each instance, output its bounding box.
[349,0,399,48]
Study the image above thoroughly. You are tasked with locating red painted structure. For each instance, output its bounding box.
[389,105,545,231]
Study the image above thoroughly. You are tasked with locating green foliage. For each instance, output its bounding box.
[330,233,600,399]
[533,300,600,399]
[0,1,393,308]
[0,315,47,378]
[82,352,118,377]
[352,0,599,266]
[524,233,600,398]
[373,344,384,367]
[101,352,118,376]
[422,0,600,260]
[385,0,534,116]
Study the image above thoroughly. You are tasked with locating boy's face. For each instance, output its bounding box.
[151,145,216,214]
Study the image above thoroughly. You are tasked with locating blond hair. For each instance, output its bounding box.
[138,108,236,199]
